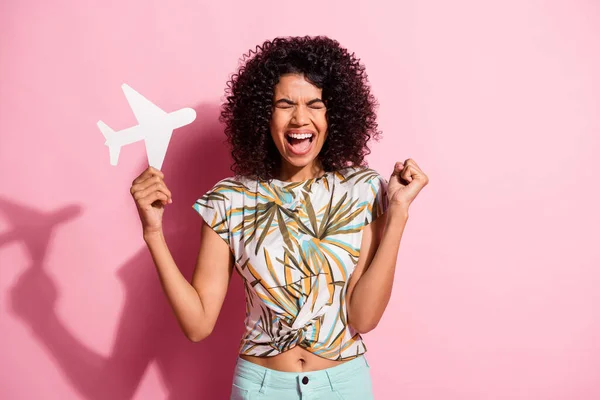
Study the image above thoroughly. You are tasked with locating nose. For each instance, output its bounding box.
[291,105,309,126]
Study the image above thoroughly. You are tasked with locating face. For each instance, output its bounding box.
[270,73,328,174]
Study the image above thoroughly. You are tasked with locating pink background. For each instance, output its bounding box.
[1,1,599,399]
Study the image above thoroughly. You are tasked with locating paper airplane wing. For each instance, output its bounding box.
[121,83,167,124]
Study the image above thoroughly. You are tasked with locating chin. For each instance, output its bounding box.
[282,153,320,168]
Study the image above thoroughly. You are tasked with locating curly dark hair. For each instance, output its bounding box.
[220,35,380,180]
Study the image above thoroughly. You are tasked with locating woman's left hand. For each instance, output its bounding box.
[387,158,429,211]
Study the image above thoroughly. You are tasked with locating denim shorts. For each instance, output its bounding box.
[230,355,374,399]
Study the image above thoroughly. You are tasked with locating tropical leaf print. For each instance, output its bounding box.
[193,166,388,360]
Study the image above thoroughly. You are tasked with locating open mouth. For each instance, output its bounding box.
[285,131,315,155]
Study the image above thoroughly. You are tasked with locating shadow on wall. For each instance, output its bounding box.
[5,103,245,399]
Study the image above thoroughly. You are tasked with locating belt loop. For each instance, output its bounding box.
[259,368,270,394]
[363,355,370,368]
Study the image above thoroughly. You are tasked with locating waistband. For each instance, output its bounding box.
[233,355,370,392]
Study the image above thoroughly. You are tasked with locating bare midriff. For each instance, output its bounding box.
[239,346,351,372]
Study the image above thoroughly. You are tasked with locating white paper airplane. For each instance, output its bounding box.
[97,83,196,170]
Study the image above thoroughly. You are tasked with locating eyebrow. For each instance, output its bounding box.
[274,98,325,106]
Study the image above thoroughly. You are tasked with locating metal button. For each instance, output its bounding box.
[302,376,309,385]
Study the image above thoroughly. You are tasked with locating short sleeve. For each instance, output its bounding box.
[364,172,389,225]
[192,179,231,245]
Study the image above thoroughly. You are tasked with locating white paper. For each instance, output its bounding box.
[97,83,196,170]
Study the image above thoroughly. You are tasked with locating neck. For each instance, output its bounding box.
[276,161,325,182]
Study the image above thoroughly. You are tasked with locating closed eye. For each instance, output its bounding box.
[307,99,325,109]
[274,99,295,108]
[273,98,325,109]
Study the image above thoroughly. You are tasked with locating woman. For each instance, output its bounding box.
[131,36,428,399]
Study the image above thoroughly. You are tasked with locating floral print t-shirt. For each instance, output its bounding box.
[192,166,388,361]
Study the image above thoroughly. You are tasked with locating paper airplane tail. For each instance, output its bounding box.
[97,120,121,166]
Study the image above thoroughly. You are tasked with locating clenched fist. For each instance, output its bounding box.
[130,166,173,236]
[387,158,429,213]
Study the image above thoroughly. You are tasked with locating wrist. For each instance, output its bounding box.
[387,204,409,221]
[143,229,165,243]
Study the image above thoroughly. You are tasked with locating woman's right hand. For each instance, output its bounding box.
[130,166,173,236]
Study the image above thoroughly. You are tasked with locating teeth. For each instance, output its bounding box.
[287,133,313,139]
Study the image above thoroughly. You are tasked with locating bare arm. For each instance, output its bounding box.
[132,167,233,342]
[346,158,428,333]
[144,222,234,342]
[346,209,408,333]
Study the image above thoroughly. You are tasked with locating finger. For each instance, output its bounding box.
[404,158,424,175]
[135,175,164,191]
[403,165,428,185]
[135,182,172,202]
[391,162,404,175]
[400,165,416,183]
[131,176,172,199]
[404,158,426,175]
[133,182,172,203]
[132,167,164,186]
[132,168,155,185]
[139,190,169,207]
[148,166,164,179]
